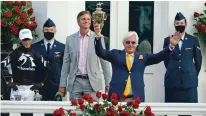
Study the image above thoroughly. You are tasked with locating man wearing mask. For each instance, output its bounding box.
[32,18,65,101]
[163,12,202,106]
[1,28,48,101]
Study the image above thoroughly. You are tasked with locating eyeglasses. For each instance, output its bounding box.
[125,41,136,45]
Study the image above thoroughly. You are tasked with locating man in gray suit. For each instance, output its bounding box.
[57,11,111,100]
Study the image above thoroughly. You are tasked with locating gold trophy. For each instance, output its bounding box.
[92,2,107,37]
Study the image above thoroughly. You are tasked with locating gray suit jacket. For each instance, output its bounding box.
[59,31,111,92]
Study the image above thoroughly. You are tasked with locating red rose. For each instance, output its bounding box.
[144,106,152,115]
[204,28,206,33]
[111,110,117,116]
[126,100,133,107]
[96,91,102,98]
[111,99,118,106]
[24,22,31,28]
[120,95,127,101]
[70,113,76,116]
[111,93,118,99]
[20,12,27,21]
[106,111,111,116]
[102,93,108,100]
[106,108,112,112]
[82,93,90,100]
[196,23,204,30]
[30,17,36,21]
[21,1,27,6]
[53,108,65,116]
[88,96,94,103]
[94,104,101,111]
[120,111,130,116]
[15,1,20,6]
[6,1,13,6]
[14,7,20,14]
[80,104,86,111]
[133,114,138,116]
[11,28,18,35]
[5,11,12,18]
[118,106,123,112]
[134,97,141,104]
[71,99,77,106]
[78,98,84,105]
[1,20,5,27]
[194,12,200,18]
[15,18,22,25]
[27,8,33,14]
[32,23,38,29]
[132,103,139,109]
[9,24,16,29]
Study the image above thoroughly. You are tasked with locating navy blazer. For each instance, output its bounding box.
[163,33,202,88]
[32,39,65,86]
[95,38,172,101]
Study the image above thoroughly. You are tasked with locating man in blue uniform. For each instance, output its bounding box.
[163,12,202,105]
[32,18,65,101]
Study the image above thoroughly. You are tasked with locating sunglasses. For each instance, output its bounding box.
[125,41,136,45]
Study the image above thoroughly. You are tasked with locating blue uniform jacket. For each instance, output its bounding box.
[163,33,202,88]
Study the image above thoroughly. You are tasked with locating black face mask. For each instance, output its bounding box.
[175,25,185,33]
[44,32,54,40]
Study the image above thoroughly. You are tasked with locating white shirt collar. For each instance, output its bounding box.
[181,32,185,40]
[44,38,55,48]
[126,53,134,57]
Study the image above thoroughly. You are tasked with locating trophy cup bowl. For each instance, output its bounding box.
[92,2,107,37]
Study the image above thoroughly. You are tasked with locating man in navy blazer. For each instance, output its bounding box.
[93,24,180,101]
[32,18,65,101]
[163,12,202,103]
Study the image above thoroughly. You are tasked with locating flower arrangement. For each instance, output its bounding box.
[1,1,38,44]
[193,2,206,45]
[53,92,155,116]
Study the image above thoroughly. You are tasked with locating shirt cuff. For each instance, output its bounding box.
[169,45,175,51]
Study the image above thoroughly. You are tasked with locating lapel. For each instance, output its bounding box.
[87,31,94,60]
[131,52,138,71]
[121,50,129,71]
[73,32,80,53]
[39,40,47,56]
[180,33,188,52]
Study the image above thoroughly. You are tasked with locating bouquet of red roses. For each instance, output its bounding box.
[1,1,38,44]
[193,2,206,45]
[53,92,155,116]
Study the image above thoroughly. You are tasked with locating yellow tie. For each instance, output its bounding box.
[124,54,132,96]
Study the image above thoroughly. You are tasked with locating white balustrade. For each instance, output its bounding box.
[1,101,206,116]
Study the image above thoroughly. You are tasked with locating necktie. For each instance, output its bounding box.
[178,39,183,50]
[47,43,51,55]
[124,54,132,96]
[46,43,51,60]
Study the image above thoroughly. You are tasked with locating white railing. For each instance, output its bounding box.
[1,100,206,116]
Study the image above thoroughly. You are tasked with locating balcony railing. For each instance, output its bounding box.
[1,100,206,116]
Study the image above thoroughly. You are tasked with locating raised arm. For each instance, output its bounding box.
[95,37,114,62]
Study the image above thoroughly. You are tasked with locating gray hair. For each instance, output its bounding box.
[122,31,139,44]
